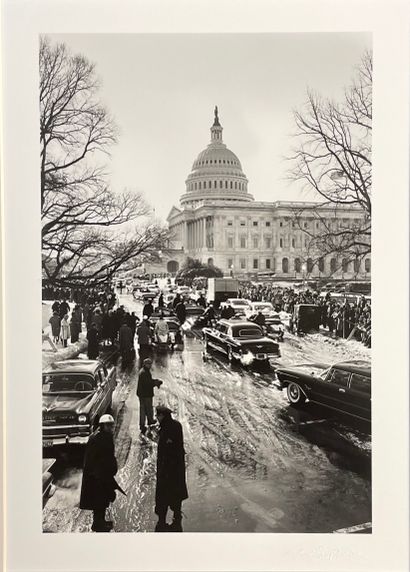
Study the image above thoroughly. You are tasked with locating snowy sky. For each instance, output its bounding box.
[50,33,371,220]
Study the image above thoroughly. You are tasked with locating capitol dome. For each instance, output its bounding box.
[180,107,254,207]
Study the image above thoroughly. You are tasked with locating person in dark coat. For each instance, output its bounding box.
[157,293,164,309]
[87,323,100,359]
[197,294,206,308]
[59,298,70,319]
[51,300,60,314]
[137,317,152,361]
[175,300,186,325]
[155,405,188,532]
[79,414,123,532]
[69,305,82,343]
[136,358,162,434]
[142,300,154,319]
[172,293,181,309]
[119,321,134,366]
[49,311,61,343]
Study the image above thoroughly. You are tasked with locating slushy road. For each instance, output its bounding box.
[43,295,371,533]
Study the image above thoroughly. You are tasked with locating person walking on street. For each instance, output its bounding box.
[49,310,61,344]
[142,299,154,319]
[87,323,100,360]
[79,414,125,532]
[136,358,163,435]
[61,314,70,347]
[137,316,152,361]
[119,321,134,366]
[155,405,188,532]
[175,300,186,325]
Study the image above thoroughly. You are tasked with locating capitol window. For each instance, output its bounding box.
[280,222,283,227]
[365,258,371,272]
[265,237,271,249]
[253,259,258,269]
[354,258,360,272]
[228,237,234,248]
[266,259,271,269]
[240,237,246,248]
[234,182,237,189]
[253,237,259,248]
[266,221,271,227]
[253,221,258,226]
[240,220,246,226]
[282,258,289,273]
[240,258,246,269]
[330,258,337,272]
[220,181,223,188]
[279,238,283,248]
[292,238,295,248]
[230,181,233,189]
[319,257,325,272]
[214,180,217,188]
[227,220,233,226]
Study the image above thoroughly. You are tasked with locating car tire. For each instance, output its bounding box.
[287,382,306,406]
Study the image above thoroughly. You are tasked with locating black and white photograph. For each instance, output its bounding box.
[2,1,409,571]
[41,32,373,534]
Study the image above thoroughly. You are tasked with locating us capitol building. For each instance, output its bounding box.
[158,108,370,280]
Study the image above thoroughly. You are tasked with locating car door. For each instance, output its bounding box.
[214,323,229,353]
[347,373,371,421]
[206,323,223,352]
[311,367,352,414]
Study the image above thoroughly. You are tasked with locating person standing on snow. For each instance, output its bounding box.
[60,314,70,347]
[80,414,125,532]
[154,405,188,532]
[49,310,61,344]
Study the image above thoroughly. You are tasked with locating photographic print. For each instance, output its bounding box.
[41,32,373,534]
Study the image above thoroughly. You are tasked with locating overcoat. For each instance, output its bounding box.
[155,416,188,512]
[79,430,120,510]
[87,328,100,359]
[49,313,61,337]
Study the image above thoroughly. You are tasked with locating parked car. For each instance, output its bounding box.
[275,361,371,422]
[203,319,280,365]
[220,298,251,315]
[245,301,275,318]
[290,304,321,334]
[42,360,117,448]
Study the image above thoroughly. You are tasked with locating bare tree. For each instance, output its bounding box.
[40,36,167,287]
[288,51,372,270]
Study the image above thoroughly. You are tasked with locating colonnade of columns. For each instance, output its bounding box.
[186,218,208,250]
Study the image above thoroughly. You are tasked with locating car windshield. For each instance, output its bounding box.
[231,299,248,306]
[42,373,95,394]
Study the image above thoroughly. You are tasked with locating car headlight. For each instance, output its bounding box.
[78,414,88,423]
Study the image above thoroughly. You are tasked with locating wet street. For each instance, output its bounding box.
[43,295,371,534]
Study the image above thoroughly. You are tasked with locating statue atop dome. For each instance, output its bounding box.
[213,105,221,127]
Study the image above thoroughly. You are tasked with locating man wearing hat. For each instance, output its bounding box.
[136,358,163,434]
[154,405,188,532]
[79,414,125,532]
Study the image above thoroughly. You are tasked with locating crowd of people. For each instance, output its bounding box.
[238,282,371,346]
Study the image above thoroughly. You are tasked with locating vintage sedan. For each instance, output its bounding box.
[275,361,371,422]
[220,298,251,315]
[42,360,117,448]
[203,319,280,365]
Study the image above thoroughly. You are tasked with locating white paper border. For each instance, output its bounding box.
[2,0,409,571]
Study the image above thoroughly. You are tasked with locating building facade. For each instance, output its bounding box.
[165,108,371,280]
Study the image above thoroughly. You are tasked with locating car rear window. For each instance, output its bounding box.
[237,327,262,338]
[327,368,351,387]
[350,373,371,395]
